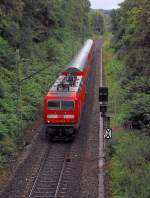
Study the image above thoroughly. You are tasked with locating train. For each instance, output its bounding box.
[43,39,94,141]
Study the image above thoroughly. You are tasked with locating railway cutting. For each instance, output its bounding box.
[1,40,103,198]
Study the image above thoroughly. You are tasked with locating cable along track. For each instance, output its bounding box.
[28,144,72,198]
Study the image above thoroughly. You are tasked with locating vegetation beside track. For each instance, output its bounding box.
[0,29,81,169]
[103,32,150,198]
[103,3,150,195]
[103,33,124,126]
[111,131,150,198]
[110,0,150,132]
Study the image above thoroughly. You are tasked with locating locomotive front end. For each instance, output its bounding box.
[44,95,79,139]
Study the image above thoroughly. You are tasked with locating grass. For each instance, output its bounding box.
[103,33,124,127]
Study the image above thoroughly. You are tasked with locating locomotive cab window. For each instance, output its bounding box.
[61,101,74,110]
[48,101,60,110]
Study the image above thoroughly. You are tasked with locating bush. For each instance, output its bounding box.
[0,37,16,69]
[110,131,150,198]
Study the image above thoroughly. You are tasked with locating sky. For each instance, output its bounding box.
[89,0,124,10]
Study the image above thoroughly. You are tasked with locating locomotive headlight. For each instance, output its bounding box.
[64,115,75,119]
[47,114,58,118]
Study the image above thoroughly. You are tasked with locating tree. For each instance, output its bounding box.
[89,11,104,34]
[111,0,150,129]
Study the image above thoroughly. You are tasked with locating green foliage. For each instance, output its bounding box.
[0,0,92,55]
[110,0,150,129]
[105,4,150,196]
[103,35,125,126]
[0,37,16,68]
[0,135,16,164]
[0,0,23,47]
[110,131,150,198]
[89,11,104,34]
[0,78,6,98]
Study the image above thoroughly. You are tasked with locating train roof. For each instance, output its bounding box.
[64,39,93,73]
[46,75,82,98]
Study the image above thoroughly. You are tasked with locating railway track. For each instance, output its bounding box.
[27,141,79,198]
[27,41,102,198]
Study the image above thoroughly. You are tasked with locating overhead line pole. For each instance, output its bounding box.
[98,47,105,198]
[16,49,23,135]
[15,53,53,135]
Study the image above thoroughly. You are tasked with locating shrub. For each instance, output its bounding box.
[110,131,150,198]
[0,37,16,69]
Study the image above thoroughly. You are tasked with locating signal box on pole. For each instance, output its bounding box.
[99,87,108,102]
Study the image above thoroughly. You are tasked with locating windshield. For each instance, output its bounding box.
[48,101,60,110]
[47,100,74,110]
[61,101,74,110]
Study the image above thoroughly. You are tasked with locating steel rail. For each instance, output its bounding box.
[28,146,50,198]
[28,145,69,198]
[54,159,66,198]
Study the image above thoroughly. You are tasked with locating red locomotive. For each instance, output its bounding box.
[43,39,94,140]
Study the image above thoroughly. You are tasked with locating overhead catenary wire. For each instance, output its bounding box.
[14,48,56,135]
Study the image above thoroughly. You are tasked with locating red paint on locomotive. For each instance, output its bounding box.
[43,75,84,127]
